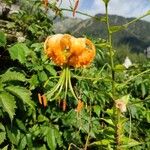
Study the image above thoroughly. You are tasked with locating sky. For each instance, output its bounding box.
[59,0,150,22]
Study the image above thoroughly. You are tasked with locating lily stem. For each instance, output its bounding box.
[105,2,120,150]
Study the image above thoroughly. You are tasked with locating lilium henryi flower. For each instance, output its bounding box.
[43,34,96,107]
[44,34,95,67]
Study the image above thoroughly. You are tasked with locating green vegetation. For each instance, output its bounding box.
[0,0,150,150]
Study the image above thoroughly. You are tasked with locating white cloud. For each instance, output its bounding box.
[59,0,150,21]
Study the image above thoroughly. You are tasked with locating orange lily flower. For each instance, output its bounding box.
[43,34,96,105]
[44,34,95,68]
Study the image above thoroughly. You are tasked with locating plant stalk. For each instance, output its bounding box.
[105,3,121,150]
[105,3,115,94]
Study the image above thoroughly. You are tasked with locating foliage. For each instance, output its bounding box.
[0,0,150,150]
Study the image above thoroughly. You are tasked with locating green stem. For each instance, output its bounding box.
[72,75,103,81]
[61,8,100,20]
[105,3,120,150]
[116,109,121,150]
[121,69,150,88]
[46,69,65,100]
[43,76,60,88]
[84,101,92,150]
[68,69,78,101]
[105,4,115,94]
[50,74,65,101]
[68,143,81,150]
[64,67,69,100]
[123,13,150,28]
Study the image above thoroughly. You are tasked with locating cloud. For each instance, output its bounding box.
[59,0,150,21]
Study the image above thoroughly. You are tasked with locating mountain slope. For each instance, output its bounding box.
[54,14,150,52]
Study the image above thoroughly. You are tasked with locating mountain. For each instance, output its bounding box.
[53,16,82,33]
[53,14,150,52]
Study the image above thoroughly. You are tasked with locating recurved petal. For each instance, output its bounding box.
[70,37,86,56]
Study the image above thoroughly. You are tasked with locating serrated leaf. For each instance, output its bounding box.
[46,127,56,150]
[0,123,6,144]
[38,115,49,123]
[121,137,141,148]
[0,92,16,121]
[54,128,62,147]
[0,132,6,145]
[44,65,57,76]
[19,136,27,150]
[93,105,101,116]
[6,128,18,145]
[0,69,26,83]
[8,43,30,64]
[5,85,35,109]
[26,133,33,148]
[16,119,27,132]
[0,31,6,47]
[101,118,114,126]
[29,74,39,90]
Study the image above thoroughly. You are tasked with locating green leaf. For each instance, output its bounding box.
[121,137,141,148]
[6,128,18,145]
[35,145,47,150]
[26,133,33,148]
[1,145,8,150]
[0,83,4,92]
[0,31,6,47]
[5,85,35,109]
[0,69,26,83]
[31,43,43,52]
[18,136,27,150]
[93,105,101,116]
[54,127,62,147]
[38,115,49,123]
[110,26,125,33]
[16,119,27,132]
[141,82,146,98]
[29,74,39,90]
[90,139,113,146]
[0,132,6,145]
[0,123,6,144]
[38,71,48,82]
[46,127,57,150]
[114,64,125,72]
[44,65,57,76]
[100,118,114,126]
[146,110,150,123]
[120,95,129,105]
[0,92,16,121]
[8,43,30,64]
